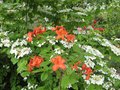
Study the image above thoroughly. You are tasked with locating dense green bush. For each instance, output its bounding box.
[0,0,120,90]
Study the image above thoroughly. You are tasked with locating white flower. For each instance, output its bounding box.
[84,56,96,60]
[37,41,46,47]
[93,37,120,56]
[90,74,104,85]
[27,83,38,90]
[60,40,77,49]
[82,75,91,84]
[1,38,11,47]
[79,45,104,58]
[110,88,115,90]
[23,77,27,81]
[97,60,106,67]
[10,38,31,58]
[114,38,120,41]
[68,84,72,88]
[0,31,8,36]
[54,48,64,54]
[110,45,120,56]
[85,59,95,68]
[17,47,32,59]
[47,36,58,45]
[98,69,108,74]
[110,68,120,80]
[103,82,112,90]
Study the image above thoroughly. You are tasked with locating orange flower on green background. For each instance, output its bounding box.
[82,64,92,80]
[27,32,33,42]
[66,34,75,42]
[33,26,46,36]
[72,61,81,71]
[51,56,66,71]
[56,29,68,40]
[28,56,44,72]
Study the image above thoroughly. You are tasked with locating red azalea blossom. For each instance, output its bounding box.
[72,61,81,71]
[33,26,46,36]
[51,56,66,71]
[28,56,44,72]
[66,34,75,42]
[27,32,33,42]
[51,26,65,32]
[82,64,92,80]
[56,29,68,40]
[27,26,46,42]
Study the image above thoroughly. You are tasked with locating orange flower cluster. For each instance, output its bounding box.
[52,26,75,42]
[51,55,66,71]
[82,64,92,80]
[27,26,46,42]
[72,61,81,71]
[28,56,44,72]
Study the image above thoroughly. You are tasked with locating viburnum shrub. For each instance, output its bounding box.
[0,24,120,90]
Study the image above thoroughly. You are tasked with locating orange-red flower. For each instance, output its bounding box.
[52,26,65,31]
[56,29,68,40]
[27,26,46,42]
[66,34,75,42]
[94,28,104,32]
[72,61,81,71]
[82,64,92,80]
[33,26,46,36]
[27,32,33,42]
[28,56,44,72]
[51,56,66,71]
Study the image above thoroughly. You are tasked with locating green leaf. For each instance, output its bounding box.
[87,84,102,90]
[41,72,48,81]
[21,71,30,77]
[61,75,69,89]
[36,86,45,90]
[11,58,18,65]
[17,59,27,73]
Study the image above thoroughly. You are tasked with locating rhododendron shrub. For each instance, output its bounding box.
[1,24,120,90]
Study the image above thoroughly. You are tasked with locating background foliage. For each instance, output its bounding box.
[0,0,120,90]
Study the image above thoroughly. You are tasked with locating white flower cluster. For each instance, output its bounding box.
[1,38,11,47]
[84,59,95,68]
[10,39,32,59]
[27,83,38,90]
[83,74,104,85]
[98,69,108,74]
[84,56,96,68]
[21,83,38,90]
[103,82,113,90]
[84,56,96,60]
[54,48,64,54]
[109,68,120,80]
[97,60,106,67]
[73,30,87,35]
[60,40,77,49]
[47,36,58,45]
[0,30,11,48]
[37,41,46,47]
[93,37,120,56]
[79,45,104,58]
[90,74,104,85]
